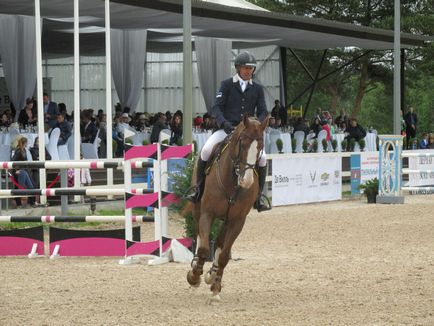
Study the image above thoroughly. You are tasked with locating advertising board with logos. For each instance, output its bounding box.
[272,156,341,206]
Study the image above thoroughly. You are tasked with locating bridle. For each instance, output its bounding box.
[216,127,263,205]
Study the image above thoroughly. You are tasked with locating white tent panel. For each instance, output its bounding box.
[1,45,280,116]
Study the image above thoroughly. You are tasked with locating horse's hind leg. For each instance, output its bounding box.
[187,212,212,287]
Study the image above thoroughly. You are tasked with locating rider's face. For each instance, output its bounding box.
[238,66,254,81]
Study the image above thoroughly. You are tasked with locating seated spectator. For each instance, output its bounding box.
[0,111,11,128]
[150,112,169,143]
[193,115,203,128]
[80,110,98,144]
[116,113,132,137]
[170,113,183,145]
[58,103,72,122]
[419,133,428,149]
[293,117,309,136]
[54,113,72,145]
[18,98,37,128]
[29,136,51,187]
[321,120,331,141]
[345,118,366,142]
[29,136,51,161]
[135,114,150,132]
[268,116,278,129]
[11,137,37,208]
[310,117,321,138]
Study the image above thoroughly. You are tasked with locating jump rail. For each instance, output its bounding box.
[0,215,153,223]
[0,188,153,197]
[0,161,153,169]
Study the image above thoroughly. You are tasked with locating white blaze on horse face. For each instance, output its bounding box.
[239,139,258,188]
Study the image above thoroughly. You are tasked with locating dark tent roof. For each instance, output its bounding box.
[0,0,432,56]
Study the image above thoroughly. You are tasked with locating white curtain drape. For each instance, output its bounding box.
[0,14,37,118]
[110,29,147,112]
[195,37,232,113]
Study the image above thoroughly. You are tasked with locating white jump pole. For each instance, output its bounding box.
[34,0,46,205]
[105,0,114,198]
[73,0,81,202]
[148,143,169,265]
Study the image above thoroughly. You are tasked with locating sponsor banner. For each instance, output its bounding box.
[350,153,379,195]
[360,152,379,184]
[409,151,434,186]
[272,156,341,206]
[350,154,361,195]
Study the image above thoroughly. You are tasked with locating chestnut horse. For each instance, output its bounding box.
[187,115,269,302]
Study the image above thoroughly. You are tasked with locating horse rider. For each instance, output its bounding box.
[188,51,271,212]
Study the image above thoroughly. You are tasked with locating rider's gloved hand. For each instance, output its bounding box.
[222,121,234,134]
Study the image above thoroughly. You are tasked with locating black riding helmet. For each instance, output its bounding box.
[234,51,257,72]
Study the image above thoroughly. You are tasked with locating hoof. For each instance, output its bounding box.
[204,271,216,285]
[187,270,201,287]
[206,294,221,305]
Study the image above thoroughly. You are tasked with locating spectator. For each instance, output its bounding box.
[404,106,418,149]
[11,137,37,208]
[321,119,331,141]
[335,109,349,128]
[310,117,321,138]
[345,118,366,142]
[150,112,169,143]
[193,114,203,128]
[29,136,51,161]
[54,113,72,145]
[135,114,149,132]
[80,110,98,144]
[170,113,183,145]
[271,100,288,127]
[268,116,277,129]
[43,92,59,130]
[18,98,37,128]
[112,115,124,158]
[116,113,132,137]
[293,117,309,136]
[96,114,107,158]
[58,103,72,122]
[419,133,428,149]
[0,111,11,128]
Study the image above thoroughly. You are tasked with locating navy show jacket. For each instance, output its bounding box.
[211,74,268,128]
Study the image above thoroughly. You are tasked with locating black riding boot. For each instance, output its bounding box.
[254,166,271,212]
[187,158,207,203]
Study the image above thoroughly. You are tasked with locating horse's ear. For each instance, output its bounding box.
[261,115,270,131]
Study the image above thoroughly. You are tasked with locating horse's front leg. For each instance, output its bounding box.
[208,216,246,303]
[187,212,212,287]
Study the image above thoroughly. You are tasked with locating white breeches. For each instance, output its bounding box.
[200,129,267,167]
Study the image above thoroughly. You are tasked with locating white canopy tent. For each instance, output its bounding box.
[0,0,431,201]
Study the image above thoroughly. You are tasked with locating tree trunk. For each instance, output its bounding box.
[328,84,338,116]
[352,55,369,119]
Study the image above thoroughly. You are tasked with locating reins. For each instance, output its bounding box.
[215,128,261,208]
